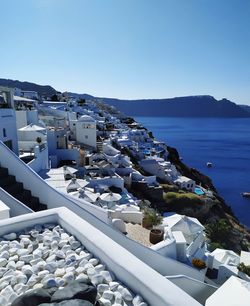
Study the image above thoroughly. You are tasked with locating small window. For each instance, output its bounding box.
[3,128,6,138]
[187,184,190,188]
[85,135,88,139]
[73,123,75,126]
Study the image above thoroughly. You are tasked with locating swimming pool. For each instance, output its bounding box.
[194,187,205,195]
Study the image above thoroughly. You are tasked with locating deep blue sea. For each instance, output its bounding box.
[135,117,250,228]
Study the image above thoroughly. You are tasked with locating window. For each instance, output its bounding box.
[3,128,6,138]
[85,135,88,139]
[187,184,190,188]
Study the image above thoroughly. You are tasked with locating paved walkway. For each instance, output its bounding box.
[126,223,152,247]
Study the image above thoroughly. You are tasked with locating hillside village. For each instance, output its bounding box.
[0,85,250,305]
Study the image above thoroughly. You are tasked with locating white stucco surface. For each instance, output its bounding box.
[205,276,250,306]
[0,199,10,219]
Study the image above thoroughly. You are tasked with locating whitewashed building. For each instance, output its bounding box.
[0,86,19,155]
[70,115,97,149]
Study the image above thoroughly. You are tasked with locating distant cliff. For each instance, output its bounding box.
[102,95,250,117]
[0,78,57,97]
[1,78,249,117]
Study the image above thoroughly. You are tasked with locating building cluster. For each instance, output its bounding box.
[0,86,249,305]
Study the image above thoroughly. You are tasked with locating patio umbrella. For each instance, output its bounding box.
[67,178,88,193]
[71,187,99,203]
[18,123,46,132]
[78,188,99,203]
[59,165,78,180]
[99,192,122,208]
[162,214,204,244]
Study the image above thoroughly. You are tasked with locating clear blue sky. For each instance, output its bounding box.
[1,0,249,104]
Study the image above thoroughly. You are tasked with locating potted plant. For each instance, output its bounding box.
[142,207,163,244]
[192,258,207,270]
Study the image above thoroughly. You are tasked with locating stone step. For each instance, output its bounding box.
[15,190,32,203]
[0,174,16,187]
[0,166,48,212]
[0,167,9,178]
[5,182,24,195]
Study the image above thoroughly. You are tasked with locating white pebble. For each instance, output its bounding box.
[61,233,70,240]
[33,283,43,289]
[133,295,144,305]
[97,284,109,293]
[27,274,39,287]
[103,290,115,300]
[16,261,25,269]
[95,264,105,272]
[16,274,28,284]
[101,270,113,283]
[121,287,133,301]
[89,258,99,266]
[99,298,111,306]
[114,291,123,304]
[9,255,18,262]
[55,250,65,259]
[63,272,74,283]
[1,284,14,300]
[55,277,65,287]
[0,281,9,290]
[58,239,68,248]
[0,258,8,267]
[21,265,33,275]
[6,261,16,270]
[33,248,42,258]
[0,250,9,259]
[38,270,50,278]
[109,281,119,291]
[91,273,104,286]
[0,296,8,305]
[14,283,28,294]
[17,248,29,256]
[75,273,88,282]
[55,267,65,277]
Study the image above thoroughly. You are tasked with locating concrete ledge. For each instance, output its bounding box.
[0,207,201,306]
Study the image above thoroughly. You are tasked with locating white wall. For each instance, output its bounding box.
[76,121,96,148]
[151,239,177,259]
[28,145,49,172]
[49,148,80,167]
[140,159,166,180]
[16,110,28,129]
[0,109,19,155]
[0,208,202,306]
[16,110,39,129]
[0,199,10,220]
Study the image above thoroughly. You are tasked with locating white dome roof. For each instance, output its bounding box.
[78,115,95,122]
